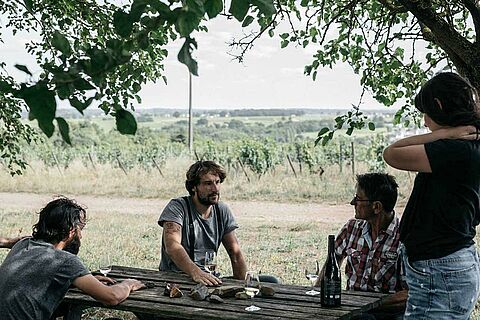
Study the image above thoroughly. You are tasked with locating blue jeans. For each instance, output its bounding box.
[402,244,480,320]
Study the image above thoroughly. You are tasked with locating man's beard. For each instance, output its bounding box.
[63,233,81,255]
[198,192,219,206]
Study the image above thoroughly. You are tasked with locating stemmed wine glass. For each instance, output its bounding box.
[304,260,320,295]
[244,271,261,311]
[99,255,112,277]
[204,251,217,275]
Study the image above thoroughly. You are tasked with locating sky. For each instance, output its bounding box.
[1,14,387,111]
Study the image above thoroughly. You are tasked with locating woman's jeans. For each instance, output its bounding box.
[402,244,480,320]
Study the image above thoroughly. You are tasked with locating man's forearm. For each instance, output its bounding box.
[166,244,201,276]
[231,252,247,280]
[0,237,10,248]
[0,237,17,248]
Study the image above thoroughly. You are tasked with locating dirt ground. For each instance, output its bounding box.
[0,192,357,223]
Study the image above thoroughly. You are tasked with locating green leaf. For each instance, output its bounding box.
[280,40,289,48]
[56,83,75,99]
[368,122,375,130]
[69,96,93,114]
[51,31,71,56]
[24,0,33,11]
[186,0,205,16]
[242,15,254,27]
[113,10,134,38]
[130,0,147,22]
[115,109,137,135]
[0,80,13,93]
[229,0,250,22]
[300,0,309,6]
[177,37,198,76]
[73,78,95,90]
[175,11,200,37]
[205,0,223,19]
[16,83,56,137]
[55,117,71,145]
[137,31,150,50]
[346,127,353,135]
[250,0,275,16]
[321,135,330,146]
[14,64,32,76]
[317,127,329,136]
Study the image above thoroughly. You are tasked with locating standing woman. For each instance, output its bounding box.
[383,72,480,319]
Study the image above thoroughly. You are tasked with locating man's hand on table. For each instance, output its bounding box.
[123,279,146,291]
[93,275,145,291]
[191,269,222,286]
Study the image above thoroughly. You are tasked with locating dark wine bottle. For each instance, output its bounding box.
[320,234,341,307]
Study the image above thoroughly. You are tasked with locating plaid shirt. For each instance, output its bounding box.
[335,216,401,293]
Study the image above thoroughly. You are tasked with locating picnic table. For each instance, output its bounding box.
[62,265,386,320]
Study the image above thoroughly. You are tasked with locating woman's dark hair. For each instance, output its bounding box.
[357,173,398,212]
[32,197,86,244]
[415,72,480,127]
[185,160,226,195]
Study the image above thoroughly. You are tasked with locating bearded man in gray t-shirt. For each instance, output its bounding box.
[158,160,247,286]
[0,197,145,320]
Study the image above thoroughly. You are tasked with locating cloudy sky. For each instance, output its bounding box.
[1,15,386,110]
[144,17,385,110]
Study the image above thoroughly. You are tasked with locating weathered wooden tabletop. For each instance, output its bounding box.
[63,265,386,320]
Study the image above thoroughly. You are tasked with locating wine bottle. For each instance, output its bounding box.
[320,234,341,307]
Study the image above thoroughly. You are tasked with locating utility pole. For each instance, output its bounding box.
[188,71,193,153]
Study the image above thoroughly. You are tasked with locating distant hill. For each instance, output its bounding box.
[23,106,397,120]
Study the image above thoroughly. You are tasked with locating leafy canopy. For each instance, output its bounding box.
[228,0,480,145]
[0,0,275,174]
[2,0,479,173]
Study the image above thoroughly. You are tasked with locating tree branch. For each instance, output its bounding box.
[228,11,281,62]
[462,0,480,43]
[397,0,475,76]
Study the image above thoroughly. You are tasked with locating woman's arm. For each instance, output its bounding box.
[383,126,476,172]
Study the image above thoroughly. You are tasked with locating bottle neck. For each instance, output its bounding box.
[327,235,335,256]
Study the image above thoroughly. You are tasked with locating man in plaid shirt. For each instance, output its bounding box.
[320,173,407,320]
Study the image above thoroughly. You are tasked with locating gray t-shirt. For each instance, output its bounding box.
[0,238,90,320]
[158,196,238,272]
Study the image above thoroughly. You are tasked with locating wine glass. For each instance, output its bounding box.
[305,260,320,295]
[99,255,112,277]
[204,251,217,275]
[244,271,261,311]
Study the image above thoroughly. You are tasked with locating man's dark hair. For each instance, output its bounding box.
[32,197,86,244]
[356,173,398,212]
[185,160,226,195]
[415,72,480,127]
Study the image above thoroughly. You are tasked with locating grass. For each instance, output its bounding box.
[0,157,416,206]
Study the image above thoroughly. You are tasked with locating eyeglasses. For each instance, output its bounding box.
[352,195,371,203]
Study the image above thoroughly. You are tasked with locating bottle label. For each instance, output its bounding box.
[322,279,341,306]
